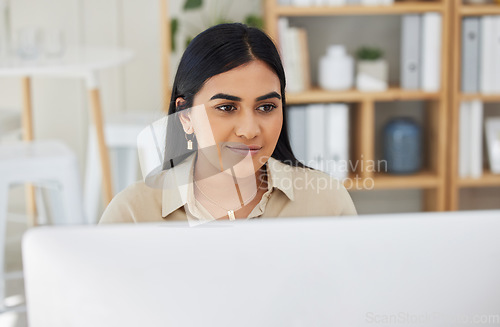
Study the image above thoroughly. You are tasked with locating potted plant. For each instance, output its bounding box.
[355,46,388,92]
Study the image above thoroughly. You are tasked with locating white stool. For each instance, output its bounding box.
[84,111,163,224]
[0,140,85,312]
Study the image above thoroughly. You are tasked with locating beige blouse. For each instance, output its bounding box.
[99,154,357,224]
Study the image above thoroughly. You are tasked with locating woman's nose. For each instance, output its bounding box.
[235,110,260,139]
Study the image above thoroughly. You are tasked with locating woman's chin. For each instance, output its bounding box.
[197,146,269,178]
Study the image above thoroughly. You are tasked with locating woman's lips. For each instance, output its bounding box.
[226,145,262,156]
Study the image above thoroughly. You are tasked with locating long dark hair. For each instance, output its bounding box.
[163,22,306,170]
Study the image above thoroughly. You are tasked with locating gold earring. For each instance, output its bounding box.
[185,133,194,150]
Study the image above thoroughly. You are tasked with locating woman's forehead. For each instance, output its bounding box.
[198,61,281,100]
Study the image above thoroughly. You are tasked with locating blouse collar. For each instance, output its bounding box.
[160,153,295,218]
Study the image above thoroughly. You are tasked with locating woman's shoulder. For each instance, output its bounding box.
[114,180,162,203]
[290,165,346,195]
[99,180,163,224]
[268,160,357,216]
[268,159,342,190]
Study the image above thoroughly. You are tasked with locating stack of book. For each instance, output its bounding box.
[400,13,442,92]
[459,100,484,178]
[278,0,394,6]
[461,16,500,94]
[287,103,350,180]
[278,18,311,93]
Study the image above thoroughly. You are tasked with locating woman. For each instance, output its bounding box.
[100,23,356,224]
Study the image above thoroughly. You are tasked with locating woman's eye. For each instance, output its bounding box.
[258,104,277,113]
[215,105,236,112]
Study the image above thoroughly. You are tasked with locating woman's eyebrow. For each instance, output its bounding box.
[209,92,282,102]
[210,93,241,101]
[255,92,281,101]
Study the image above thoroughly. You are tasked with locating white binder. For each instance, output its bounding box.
[401,14,422,90]
[461,17,480,93]
[306,103,326,170]
[421,13,442,92]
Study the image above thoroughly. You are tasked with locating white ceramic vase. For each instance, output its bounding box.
[318,45,354,91]
[356,59,388,92]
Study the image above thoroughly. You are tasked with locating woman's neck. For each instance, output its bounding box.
[193,151,267,215]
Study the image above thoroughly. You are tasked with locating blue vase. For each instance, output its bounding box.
[383,118,422,174]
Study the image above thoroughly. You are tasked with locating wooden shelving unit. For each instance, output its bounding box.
[459,93,500,102]
[342,170,440,190]
[457,170,500,188]
[448,0,500,210]
[460,4,500,15]
[372,171,441,189]
[287,87,441,104]
[275,2,445,16]
[264,0,450,211]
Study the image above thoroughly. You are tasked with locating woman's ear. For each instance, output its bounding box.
[176,98,193,134]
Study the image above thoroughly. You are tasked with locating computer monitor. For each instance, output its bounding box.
[22,211,500,327]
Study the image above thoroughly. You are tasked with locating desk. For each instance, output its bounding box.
[0,47,134,224]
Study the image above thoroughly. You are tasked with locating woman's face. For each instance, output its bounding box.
[178,60,283,175]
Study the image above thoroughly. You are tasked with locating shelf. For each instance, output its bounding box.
[457,170,500,188]
[460,4,500,16]
[372,171,440,189]
[274,2,445,16]
[286,87,441,104]
[344,171,440,190]
[459,93,500,103]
